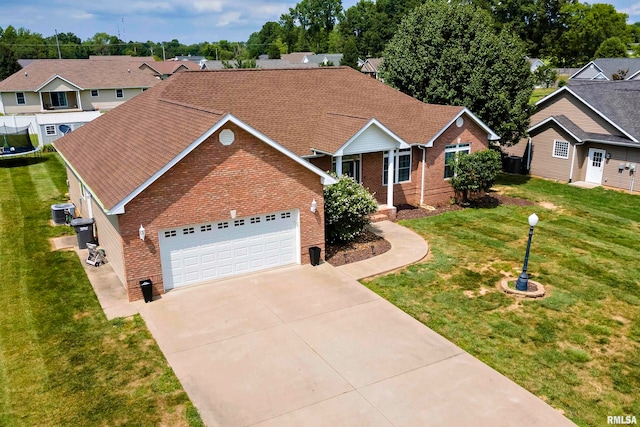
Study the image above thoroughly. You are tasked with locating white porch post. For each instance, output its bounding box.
[39,92,44,112]
[76,90,82,110]
[334,155,343,177]
[387,149,395,207]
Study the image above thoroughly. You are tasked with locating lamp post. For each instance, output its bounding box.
[516,213,539,291]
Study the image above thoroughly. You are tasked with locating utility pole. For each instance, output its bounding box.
[54,29,62,59]
[162,42,166,61]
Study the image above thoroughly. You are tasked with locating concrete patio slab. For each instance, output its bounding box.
[568,180,600,189]
[252,391,393,427]
[166,324,353,427]
[289,298,463,388]
[74,246,138,320]
[360,352,576,427]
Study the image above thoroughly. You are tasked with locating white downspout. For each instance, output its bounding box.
[419,145,426,206]
[526,137,532,170]
[86,192,93,219]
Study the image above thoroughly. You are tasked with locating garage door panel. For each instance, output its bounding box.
[160,210,299,290]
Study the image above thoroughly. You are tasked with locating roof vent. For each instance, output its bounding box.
[24,72,28,77]
[127,69,131,73]
[219,129,235,146]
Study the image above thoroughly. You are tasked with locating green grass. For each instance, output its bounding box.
[365,175,640,427]
[530,87,556,104]
[0,154,203,426]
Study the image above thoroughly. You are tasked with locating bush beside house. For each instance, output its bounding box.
[324,174,378,244]
[448,149,502,203]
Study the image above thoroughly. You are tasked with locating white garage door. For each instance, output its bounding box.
[159,210,299,291]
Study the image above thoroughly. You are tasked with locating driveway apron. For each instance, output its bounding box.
[137,263,576,427]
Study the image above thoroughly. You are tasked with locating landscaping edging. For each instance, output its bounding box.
[499,278,546,298]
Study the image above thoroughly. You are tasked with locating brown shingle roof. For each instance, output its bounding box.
[55,67,465,210]
[0,59,160,92]
[141,61,201,75]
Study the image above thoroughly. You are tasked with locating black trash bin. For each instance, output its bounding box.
[309,246,321,266]
[70,217,95,249]
[139,279,153,303]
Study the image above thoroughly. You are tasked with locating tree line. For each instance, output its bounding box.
[2,0,639,69]
[249,0,640,67]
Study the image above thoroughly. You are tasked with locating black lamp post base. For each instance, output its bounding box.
[515,273,529,291]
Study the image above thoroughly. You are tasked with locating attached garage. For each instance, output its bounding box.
[159,210,299,290]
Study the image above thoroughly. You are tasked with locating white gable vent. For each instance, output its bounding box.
[456,117,464,128]
[219,129,235,146]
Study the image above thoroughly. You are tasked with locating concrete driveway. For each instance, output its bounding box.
[137,263,576,427]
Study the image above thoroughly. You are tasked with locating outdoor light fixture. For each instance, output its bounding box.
[605,153,612,160]
[310,199,317,213]
[515,213,539,291]
[139,224,146,241]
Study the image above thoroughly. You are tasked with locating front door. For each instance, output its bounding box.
[586,148,605,184]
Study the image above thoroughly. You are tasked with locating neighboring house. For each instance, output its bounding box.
[281,52,314,63]
[169,55,206,62]
[528,58,546,73]
[200,60,318,70]
[54,67,498,301]
[360,58,383,80]
[503,80,640,193]
[570,58,640,81]
[139,60,200,79]
[0,58,160,115]
[302,54,343,66]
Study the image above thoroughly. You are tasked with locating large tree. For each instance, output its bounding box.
[0,43,21,80]
[382,1,533,144]
[556,3,629,66]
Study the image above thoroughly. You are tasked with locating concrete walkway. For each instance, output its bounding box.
[337,221,428,280]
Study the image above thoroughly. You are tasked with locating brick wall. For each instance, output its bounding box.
[421,118,490,206]
[119,123,326,301]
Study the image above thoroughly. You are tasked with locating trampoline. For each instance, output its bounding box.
[1,124,41,159]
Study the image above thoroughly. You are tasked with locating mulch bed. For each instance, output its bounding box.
[396,194,534,220]
[325,230,391,267]
[326,193,534,266]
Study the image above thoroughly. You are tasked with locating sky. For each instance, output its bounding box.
[1,0,639,46]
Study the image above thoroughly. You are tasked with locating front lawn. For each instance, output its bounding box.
[365,175,640,427]
[0,154,203,426]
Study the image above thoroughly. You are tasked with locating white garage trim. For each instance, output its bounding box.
[159,210,300,291]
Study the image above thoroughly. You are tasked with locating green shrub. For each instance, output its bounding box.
[324,174,378,244]
[448,149,502,203]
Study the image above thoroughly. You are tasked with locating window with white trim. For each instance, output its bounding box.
[115,89,124,98]
[91,89,99,97]
[45,125,56,136]
[383,148,411,185]
[552,140,569,159]
[444,143,471,178]
[16,92,26,105]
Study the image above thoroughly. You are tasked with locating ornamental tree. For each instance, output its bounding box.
[448,149,502,203]
[324,174,378,244]
[381,1,534,145]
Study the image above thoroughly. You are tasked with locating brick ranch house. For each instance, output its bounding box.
[54,67,498,301]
